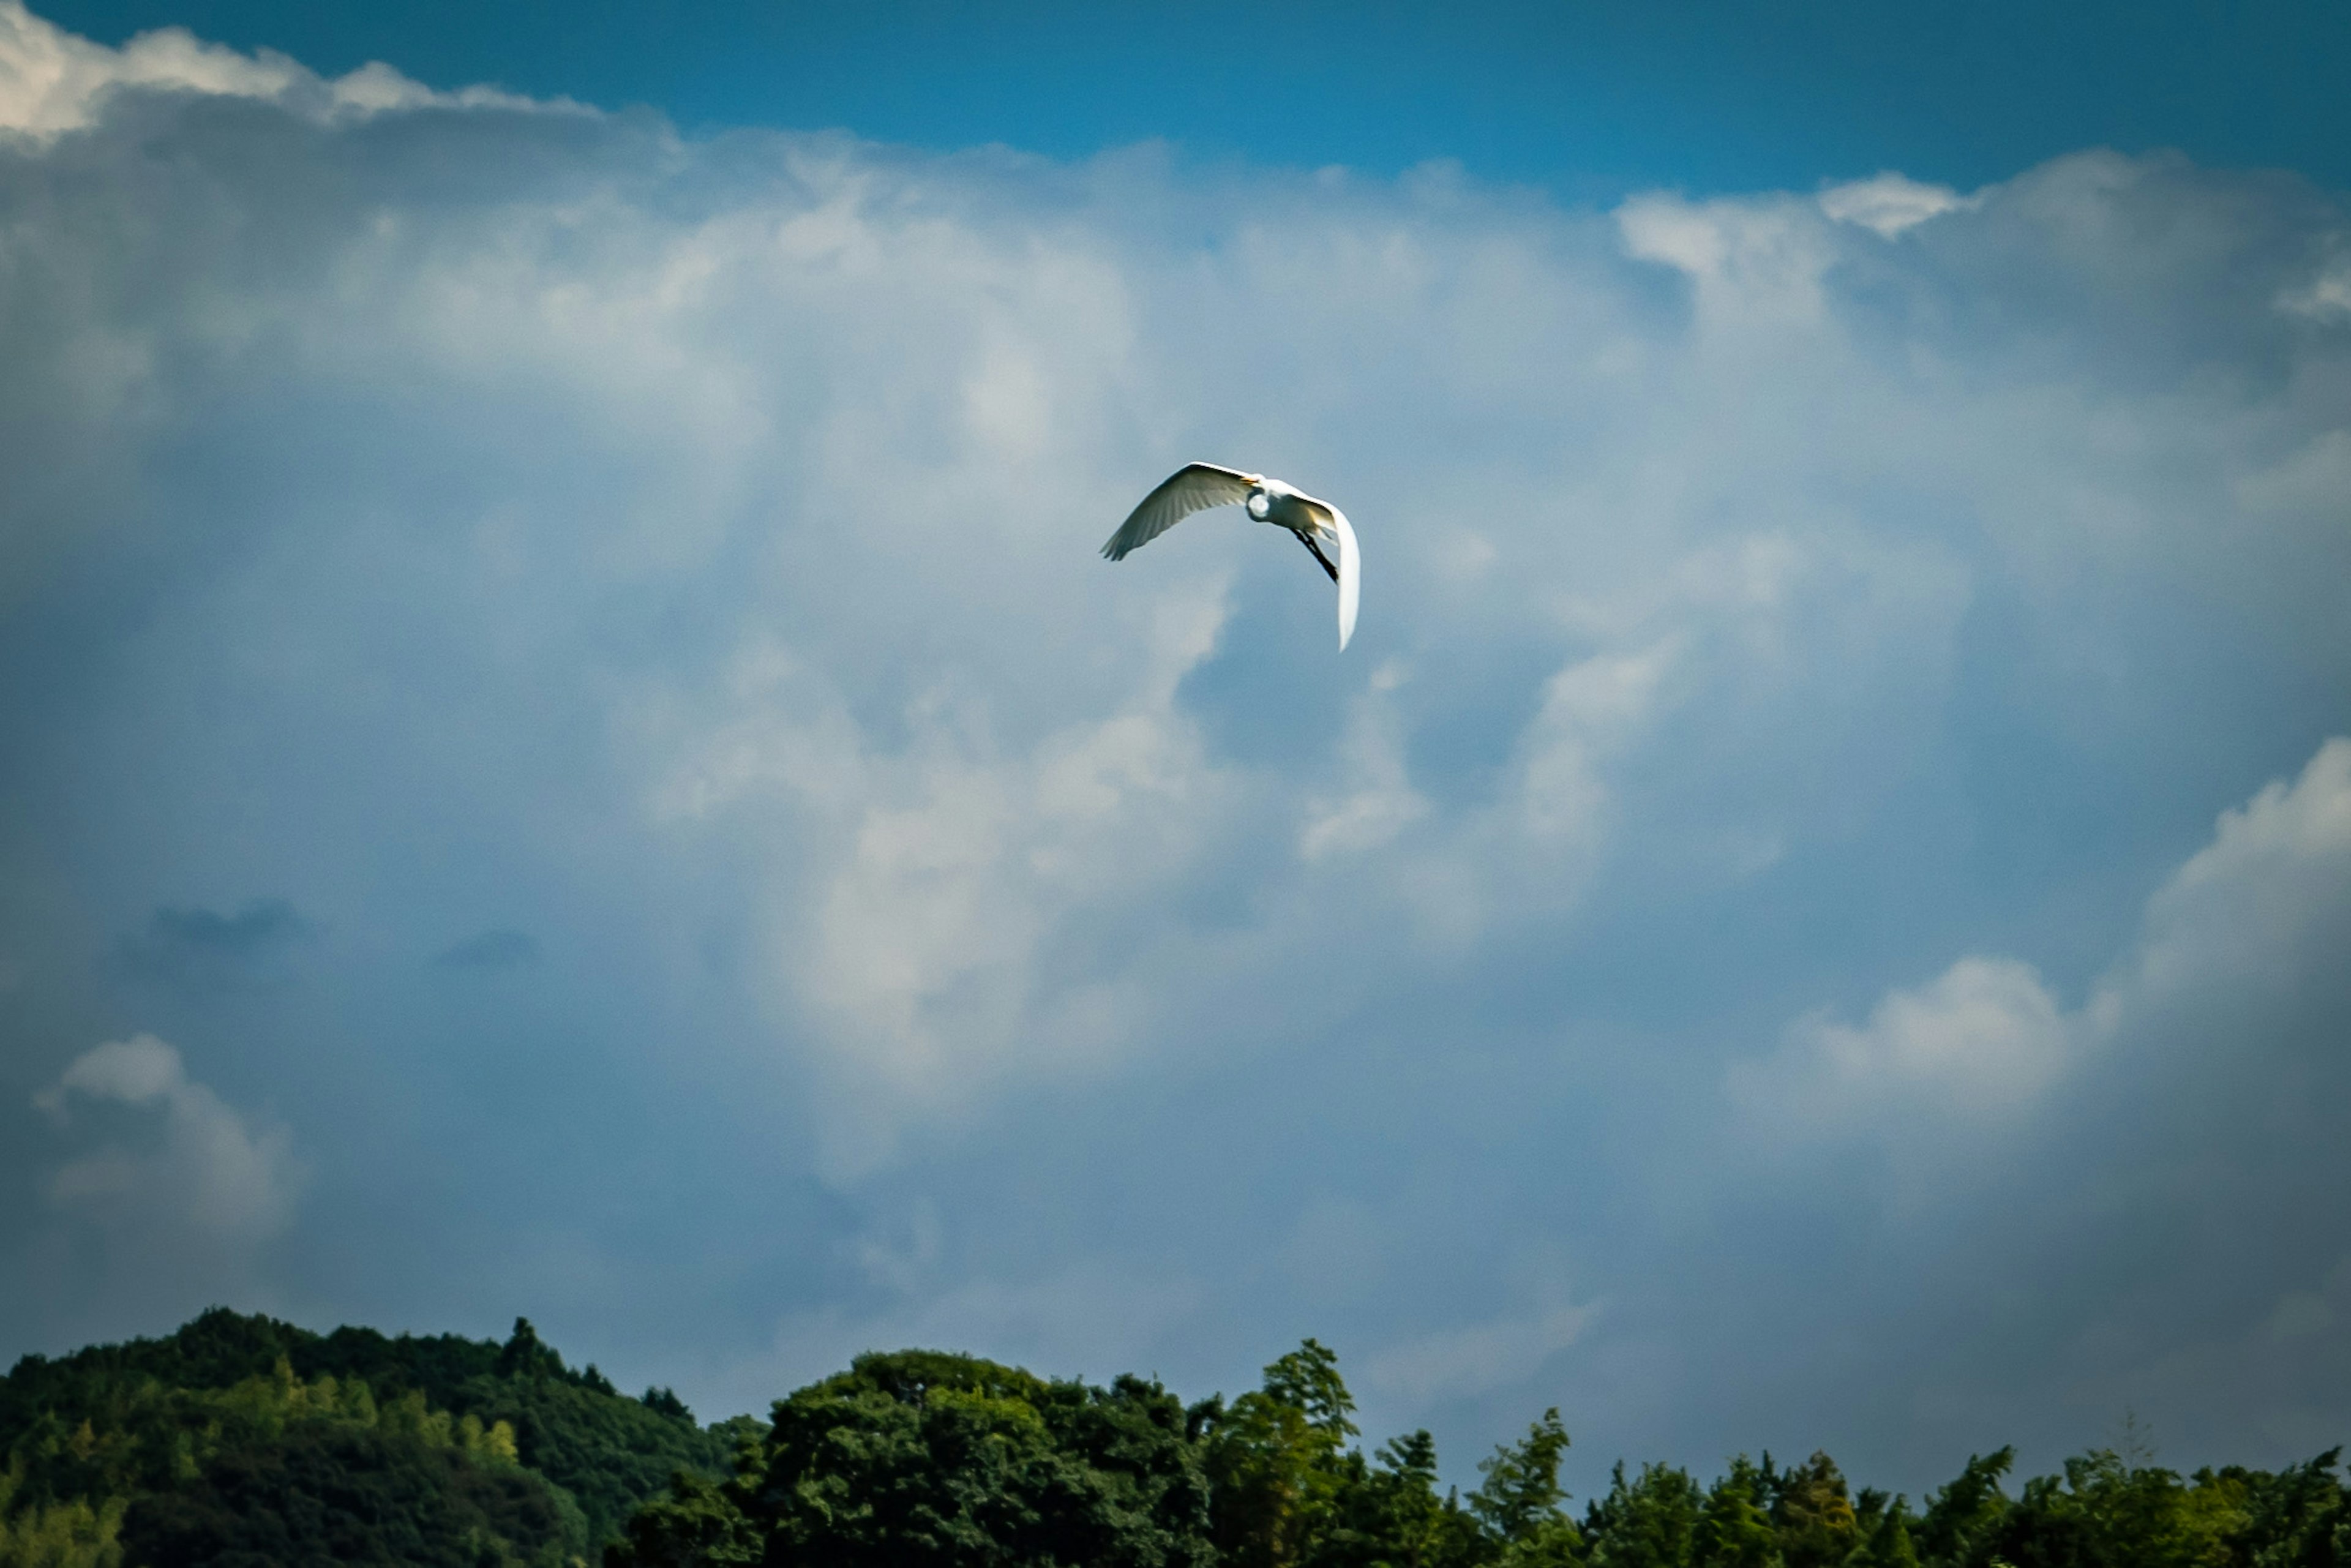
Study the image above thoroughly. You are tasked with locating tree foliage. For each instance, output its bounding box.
[0,1308,740,1565]
[9,1312,2351,1568]
[609,1348,1215,1568]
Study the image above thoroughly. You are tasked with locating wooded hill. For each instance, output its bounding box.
[0,1308,742,1566]
[4,1310,2346,1567]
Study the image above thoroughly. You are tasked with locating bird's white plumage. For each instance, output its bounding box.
[1100,463,1258,561]
[1331,508,1359,650]
[1102,463,1364,650]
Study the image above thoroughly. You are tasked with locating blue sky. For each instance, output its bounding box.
[2,0,2349,1505]
[36,0,2351,194]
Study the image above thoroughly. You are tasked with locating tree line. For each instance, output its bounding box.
[609,1338,2347,1568]
[3,1311,2344,1567]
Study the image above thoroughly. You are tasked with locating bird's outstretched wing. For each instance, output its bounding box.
[1332,508,1359,650]
[1296,497,1361,650]
[1101,463,1258,561]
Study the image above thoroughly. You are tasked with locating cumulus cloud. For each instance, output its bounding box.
[1508,643,1676,859]
[647,587,1243,1173]
[1618,190,1837,323]
[1739,736,2351,1165]
[1705,738,2351,1468]
[0,0,547,135]
[1817,171,1971,236]
[34,1033,301,1248]
[1300,660,1428,863]
[1737,956,2074,1134]
[2122,735,2351,1000]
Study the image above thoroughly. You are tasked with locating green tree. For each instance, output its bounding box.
[612,1349,1214,1568]
[1471,1409,1582,1567]
[1914,1449,2013,1568]
[1984,1443,2241,1568]
[601,1469,763,1568]
[2215,1448,2345,1568]
[1695,1457,1777,1568]
[1583,1461,1703,1568]
[1206,1342,1361,1568]
[1348,1430,1490,1568]
[119,1422,582,1568]
[1850,1489,1921,1568]
[1265,1343,1360,1448]
[1771,1452,1856,1568]
[0,1458,124,1568]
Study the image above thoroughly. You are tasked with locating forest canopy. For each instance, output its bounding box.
[0,1308,739,1567]
[4,1311,2345,1567]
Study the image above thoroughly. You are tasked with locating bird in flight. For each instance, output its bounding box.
[1102,463,1360,650]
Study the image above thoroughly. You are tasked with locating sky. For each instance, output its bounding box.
[28,0,2351,197]
[1,0,2349,1506]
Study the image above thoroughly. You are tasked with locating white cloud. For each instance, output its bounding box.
[1818,171,1970,237]
[1735,956,2074,1134]
[34,1033,300,1246]
[3,31,2327,1179]
[1617,190,1835,323]
[648,583,1242,1175]
[1510,642,1676,854]
[0,0,553,135]
[2278,255,2351,321]
[2123,735,2351,1000]
[1300,659,1428,862]
[1740,737,2351,1150]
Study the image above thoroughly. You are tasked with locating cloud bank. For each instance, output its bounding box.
[0,0,2346,1495]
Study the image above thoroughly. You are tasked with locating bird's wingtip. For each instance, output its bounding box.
[1333,509,1360,650]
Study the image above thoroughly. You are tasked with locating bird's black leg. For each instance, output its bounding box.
[1297,531,1339,583]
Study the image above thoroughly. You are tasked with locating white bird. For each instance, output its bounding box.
[1101,463,1360,650]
